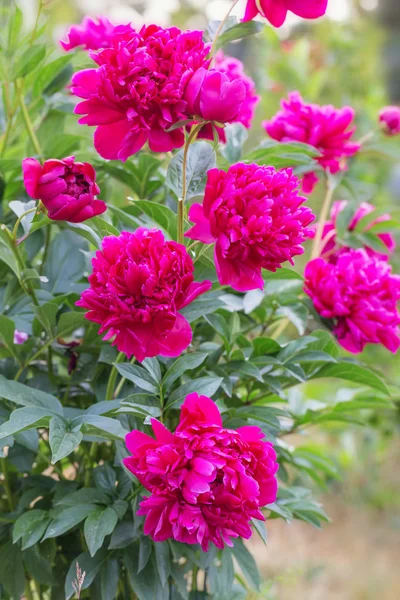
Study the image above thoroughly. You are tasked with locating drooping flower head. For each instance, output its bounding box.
[60,17,134,52]
[124,393,278,551]
[243,0,328,27]
[264,92,360,192]
[379,106,400,136]
[304,249,400,354]
[195,51,260,143]
[185,163,315,292]
[71,25,210,161]
[318,201,395,261]
[22,156,106,223]
[76,229,212,362]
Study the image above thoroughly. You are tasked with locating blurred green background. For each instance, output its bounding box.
[15,1,400,597]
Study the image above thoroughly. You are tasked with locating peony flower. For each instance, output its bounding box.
[22,156,106,223]
[124,393,278,551]
[185,163,315,292]
[304,249,400,354]
[184,67,246,124]
[13,331,28,345]
[264,92,360,193]
[379,106,400,136]
[319,201,395,261]
[60,17,134,52]
[196,51,260,143]
[71,25,210,161]
[76,229,212,362]
[243,0,328,27]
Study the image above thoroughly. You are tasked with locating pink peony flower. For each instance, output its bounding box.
[123,393,278,551]
[185,163,315,292]
[184,67,246,124]
[60,17,134,52]
[13,331,28,345]
[76,229,212,362]
[264,92,360,193]
[319,201,395,261]
[196,51,260,143]
[243,0,328,27]
[71,25,210,161]
[379,106,400,136]
[22,156,106,223]
[304,249,400,354]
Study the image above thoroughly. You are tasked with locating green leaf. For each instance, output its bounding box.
[0,541,25,599]
[114,363,159,394]
[216,20,264,50]
[276,304,308,335]
[84,507,118,557]
[23,544,54,586]
[166,141,216,199]
[221,123,248,164]
[43,505,98,539]
[313,362,390,396]
[0,227,19,277]
[32,55,72,97]
[57,488,111,507]
[7,5,23,52]
[65,550,108,600]
[49,416,83,463]
[12,44,46,79]
[167,376,223,408]
[231,539,260,590]
[34,301,59,337]
[180,291,226,323]
[0,377,63,412]
[0,315,19,362]
[154,542,171,588]
[56,311,85,337]
[13,509,47,544]
[71,415,128,441]
[253,337,281,357]
[124,546,164,600]
[101,558,120,600]
[252,519,268,545]
[163,353,208,389]
[142,357,162,383]
[138,537,152,573]
[44,230,87,294]
[132,200,177,240]
[9,200,37,235]
[0,406,55,440]
[93,463,117,493]
[44,133,82,160]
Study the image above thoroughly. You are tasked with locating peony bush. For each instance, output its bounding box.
[0,2,399,599]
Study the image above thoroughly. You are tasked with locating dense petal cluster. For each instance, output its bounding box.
[60,17,134,52]
[305,249,400,354]
[71,25,210,161]
[76,229,211,362]
[124,393,278,551]
[379,106,400,136]
[185,163,315,292]
[319,201,395,261]
[22,156,106,223]
[243,0,328,27]
[264,92,360,192]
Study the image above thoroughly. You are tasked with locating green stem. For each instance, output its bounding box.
[311,175,336,260]
[24,581,34,600]
[178,123,204,244]
[1,225,40,306]
[105,351,125,401]
[177,198,184,245]
[1,457,15,511]
[191,566,199,593]
[210,0,241,58]
[12,206,37,242]
[40,224,51,275]
[30,0,43,44]
[15,79,43,157]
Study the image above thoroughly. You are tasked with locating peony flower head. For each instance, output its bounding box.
[185,163,315,292]
[60,16,134,52]
[185,67,246,124]
[22,156,106,223]
[71,25,210,161]
[196,51,260,143]
[264,92,360,192]
[379,106,400,136]
[76,229,212,362]
[319,201,395,261]
[243,0,328,27]
[304,249,400,354]
[124,393,278,551]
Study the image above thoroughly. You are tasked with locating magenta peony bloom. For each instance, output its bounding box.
[185,67,246,124]
[76,229,212,362]
[305,249,400,354]
[185,163,315,292]
[60,17,134,52]
[123,393,278,551]
[264,92,360,192]
[22,156,106,223]
[71,25,210,161]
[243,0,328,27]
[319,201,395,261]
[379,106,400,136]
[13,331,28,345]
[196,51,260,143]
